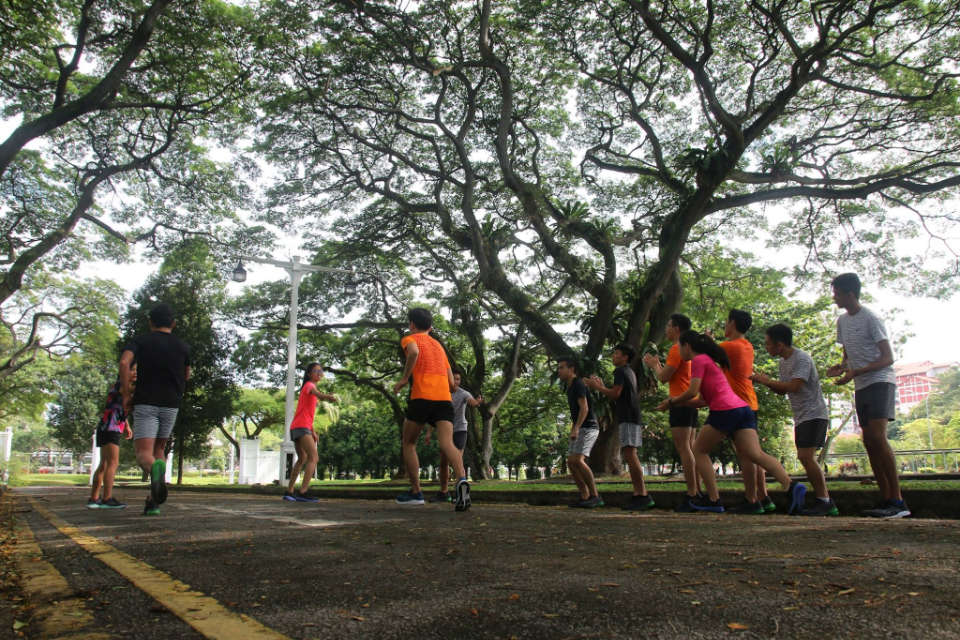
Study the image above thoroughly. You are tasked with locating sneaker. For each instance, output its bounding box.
[150,459,167,505]
[294,491,319,503]
[674,496,698,513]
[98,497,127,509]
[760,496,776,513]
[396,491,425,505]
[801,499,840,517]
[623,494,655,511]
[570,497,593,508]
[143,498,160,516]
[787,481,807,515]
[864,500,911,519]
[728,500,764,515]
[428,491,451,503]
[454,479,471,512]
[282,491,297,501]
[584,495,603,509]
[860,501,890,517]
[690,495,724,513]
[86,499,100,509]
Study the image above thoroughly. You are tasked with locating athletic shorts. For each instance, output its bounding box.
[132,405,178,440]
[619,422,643,448]
[406,399,455,426]
[795,418,828,449]
[669,406,699,428]
[290,428,313,441]
[96,430,123,448]
[453,430,468,450]
[855,382,896,426]
[568,426,599,457]
[705,406,756,434]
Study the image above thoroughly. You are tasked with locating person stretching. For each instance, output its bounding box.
[557,356,603,508]
[284,362,338,502]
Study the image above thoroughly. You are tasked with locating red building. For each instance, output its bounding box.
[894,361,958,412]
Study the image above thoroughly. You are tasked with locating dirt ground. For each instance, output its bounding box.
[2,486,959,639]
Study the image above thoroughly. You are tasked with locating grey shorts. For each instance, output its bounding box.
[132,405,178,440]
[855,382,896,426]
[795,418,828,449]
[453,430,468,450]
[568,427,599,457]
[619,422,643,448]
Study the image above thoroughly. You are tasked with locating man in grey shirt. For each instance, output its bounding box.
[826,273,907,519]
[753,324,837,516]
[427,372,482,503]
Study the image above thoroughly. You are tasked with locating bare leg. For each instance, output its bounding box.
[567,454,590,499]
[135,437,156,476]
[798,447,829,499]
[693,426,727,501]
[90,461,104,501]
[861,418,900,501]
[755,464,769,500]
[298,436,319,493]
[739,453,758,503]
[402,420,424,493]
[100,444,120,501]
[731,430,791,488]
[438,452,450,494]
[287,437,307,494]
[671,427,699,496]
[622,446,647,496]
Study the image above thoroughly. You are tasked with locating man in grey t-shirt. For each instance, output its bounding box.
[426,372,482,503]
[826,273,907,519]
[753,324,836,516]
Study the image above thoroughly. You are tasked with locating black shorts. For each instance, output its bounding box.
[795,418,828,449]
[705,406,757,434]
[669,406,699,428]
[96,430,123,448]
[453,431,468,450]
[855,382,896,426]
[290,428,313,441]
[406,399,455,426]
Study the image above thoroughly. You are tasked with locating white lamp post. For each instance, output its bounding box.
[231,255,356,484]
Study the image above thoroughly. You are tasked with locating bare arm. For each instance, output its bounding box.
[184,365,191,382]
[752,372,803,395]
[571,395,590,435]
[585,375,622,400]
[669,377,702,406]
[642,353,677,383]
[119,350,135,410]
[392,340,420,393]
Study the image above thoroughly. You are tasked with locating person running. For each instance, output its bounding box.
[283,362,338,502]
[718,309,772,515]
[643,313,702,512]
[827,273,907,518]
[392,308,471,511]
[752,324,838,516]
[557,356,603,508]
[587,344,653,510]
[662,331,807,514]
[119,304,190,516]
[87,366,135,510]
[427,372,482,503]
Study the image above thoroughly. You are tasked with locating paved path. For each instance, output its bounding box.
[3,487,960,639]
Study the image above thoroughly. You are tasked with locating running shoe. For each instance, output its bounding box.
[622,494,655,511]
[454,478,471,512]
[98,498,127,509]
[86,499,100,509]
[864,500,911,519]
[761,496,776,513]
[294,491,319,503]
[282,491,297,501]
[150,459,167,505]
[859,501,890,517]
[690,495,724,513]
[674,496,698,513]
[583,495,603,509]
[570,497,593,508]
[143,498,160,516]
[728,500,764,515]
[429,491,451,503]
[396,490,425,505]
[801,499,839,517]
[787,481,807,515]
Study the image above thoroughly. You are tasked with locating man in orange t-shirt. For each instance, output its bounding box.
[392,307,470,511]
[719,309,771,514]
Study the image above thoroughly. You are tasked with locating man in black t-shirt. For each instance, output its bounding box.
[119,303,191,516]
[587,344,653,511]
[557,356,602,509]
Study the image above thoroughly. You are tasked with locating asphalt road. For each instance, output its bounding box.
[4,486,960,639]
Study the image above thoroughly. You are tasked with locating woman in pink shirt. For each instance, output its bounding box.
[663,331,806,514]
[283,362,338,502]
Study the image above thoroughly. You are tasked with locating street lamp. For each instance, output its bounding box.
[231,260,247,283]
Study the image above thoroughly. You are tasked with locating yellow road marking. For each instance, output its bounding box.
[27,497,291,640]
[2,493,110,639]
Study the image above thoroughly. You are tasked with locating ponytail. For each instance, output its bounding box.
[678,330,731,369]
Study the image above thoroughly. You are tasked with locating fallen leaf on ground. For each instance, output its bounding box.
[837,588,856,596]
[727,622,749,630]
[509,593,520,600]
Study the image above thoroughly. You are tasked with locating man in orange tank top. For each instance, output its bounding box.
[392,308,471,511]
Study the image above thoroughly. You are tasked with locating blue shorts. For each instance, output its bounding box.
[705,406,756,434]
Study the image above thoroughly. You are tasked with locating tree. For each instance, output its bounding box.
[908,368,960,422]
[252,0,960,473]
[121,239,237,483]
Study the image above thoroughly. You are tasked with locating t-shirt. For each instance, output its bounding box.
[720,338,759,411]
[400,332,452,402]
[666,343,691,397]
[451,387,474,432]
[566,377,599,428]
[125,331,191,408]
[613,365,642,425]
[290,381,319,430]
[778,348,828,425]
[690,354,747,412]
[836,306,897,391]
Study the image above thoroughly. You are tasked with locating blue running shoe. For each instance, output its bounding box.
[690,495,725,513]
[283,492,297,501]
[86,499,100,509]
[396,491,425,505]
[788,481,807,515]
[294,491,319,503]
